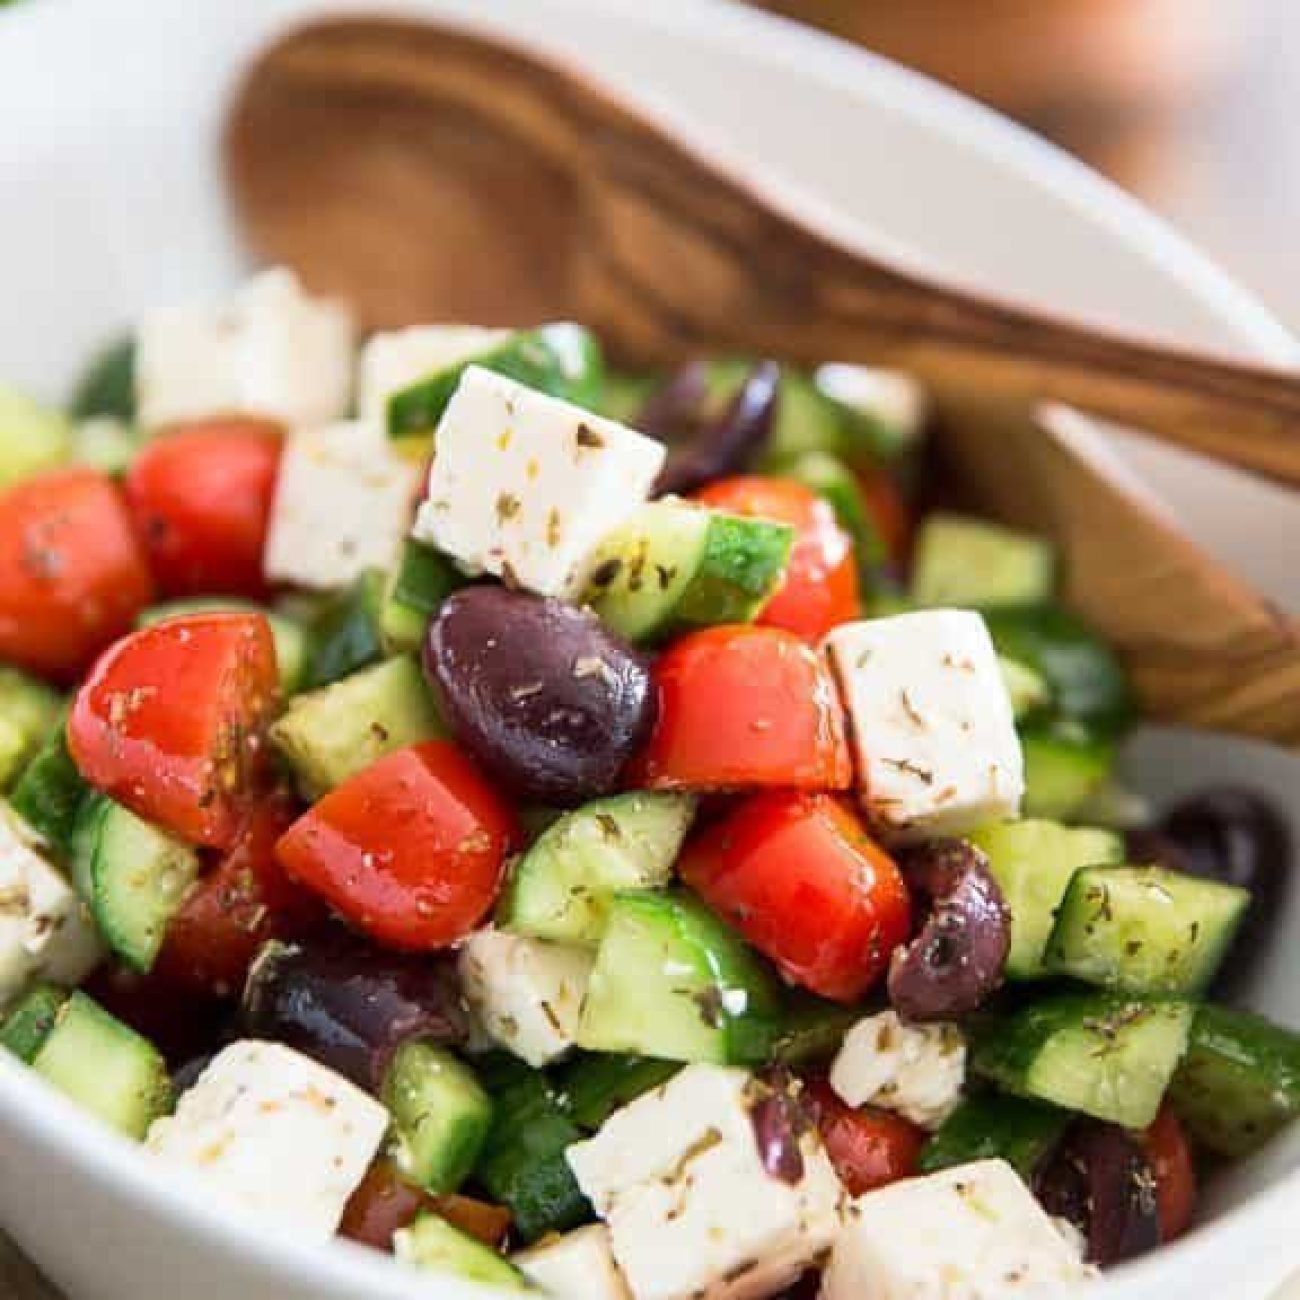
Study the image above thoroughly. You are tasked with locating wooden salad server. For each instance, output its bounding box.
[224,14,1300,746]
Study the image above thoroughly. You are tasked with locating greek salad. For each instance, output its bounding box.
[0,267,1296,1299]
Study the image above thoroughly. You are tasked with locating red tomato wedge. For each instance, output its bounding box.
[804,1078,924,1196]
[275,741,519,951]
[695,476,859,641]
[158,794,321,998]
[634,625,851,793]
[125,419,282,599]
[68,612,279,848]
[680,792,909,1001]
[1141,1104,1197,1242]
[0,468,154,682]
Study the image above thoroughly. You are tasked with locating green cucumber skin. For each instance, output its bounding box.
[303,571,388,690]
[0,983,69,1063]
[1021,724,1117,822]
[383,539,464,653]
[674,513,794,626]
[920,1093,1068,1179]
[0,669,62,789]
[555,1053,681,1131]
[69,336,136,423]
[397,1212,529,1290]
[10,723,87,858]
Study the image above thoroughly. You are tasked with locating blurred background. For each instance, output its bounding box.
[752,0,1300,330]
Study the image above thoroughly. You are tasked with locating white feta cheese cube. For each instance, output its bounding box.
[824,611,1023,837]
[514,1224,633,1300]
[357,325,511,425]
[146,1040,387,1241]
[412,367,665,598]
[263,420,419,590]
[567,1065,844,1300]
[828,1010,965,1131]
[0,803,101,1009]
[820,1159,1091,1300]
[135,267,352,430]
[459,928,592,1068]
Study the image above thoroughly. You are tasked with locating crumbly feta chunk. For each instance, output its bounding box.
[136,267,352,430]
[263,420,419,590]
[514,1224,633,1300]
[357,325,510,425]
[829,1010,965,1131]
[814,365,928,446]
[0,803,101,1009]
[459,928,592,1068]
[146,1040,387,1240]
[824,611,1023,837]
[820,1159,1091,1300]
[567,1065,844,1300]
[412,367,665,598]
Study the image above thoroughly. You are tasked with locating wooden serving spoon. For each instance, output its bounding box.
[224,14,1300,746]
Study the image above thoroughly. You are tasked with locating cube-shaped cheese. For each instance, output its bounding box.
[824,611,1023,837]
[567,1065,844,1300]
[459,928,592,1068]
[820,1159,1091,1300]
[358,325,510,425]
[136,267,353,430]
[411,367,665,598]
[146,1040,388,1240]
[829,1011,965,1131]
[514,1224,633,1300]
[0,803,101,1008]
[263,420,419,590]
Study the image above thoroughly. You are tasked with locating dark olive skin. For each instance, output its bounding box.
[1034,1121,1161,1266]
[241,934,467,1091]
[747,1070,812,1186]
[888,839,1010,1022]
[424,586,655,805]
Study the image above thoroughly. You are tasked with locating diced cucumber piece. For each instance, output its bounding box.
[0,983,69,1062]
[999,656,1051,723]
[76,796,200,973]
[1046,865,1248,996]
[814,363,928,466]
[72,417,141,477]
[383,1042,493,1193]
[911,514,1054,609]
[597,371,656,425]
[0,669,62,788]
[972,992,1194,1130]
[11,724,87,858]
[473,1055,591,1243]
[303,570,387,689]
[554,1053,681,1131]
[395,1211,529,1289]
[919,1093,1068,1179]
[271,656,444,799]
[967,820,1123,979]
[1022,724,1117,821]
[500,792,696,946]
[577,891,781,1066]
[387,323,603,442]
[0,386,72,488]
[775,450,890,583]
[381,539,464,654]
[585,500,792,644]
[69,335,135,423]
[1168,1005,1300,1156]
[31,992,171,1139]
[137,599,307,696]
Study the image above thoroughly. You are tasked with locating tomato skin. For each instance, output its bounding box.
[276,741,519,951]
[68,612,279,848]
[1141,1104,1197,1242]
[0,468,154,682]
[805,1079,924,1196]
[635,626,851,793]
[680,792,910,1001]
[695,476,859,641]
[125,420,282,599]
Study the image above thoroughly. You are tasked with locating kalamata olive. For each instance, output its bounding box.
[887,839,1010,1022]
[1034,1121,1161,1266]
[650,361,780,497]
[242,934,467,1091]
[424,586,655,806]
[747,1070,812,1185]
[636,360,710,439]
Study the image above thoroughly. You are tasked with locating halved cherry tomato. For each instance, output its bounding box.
[680,792,910,1001]
[1141,1104,1197,1242]
[804,1078,924,1196]
[0,468,154,682]
[695,476,859,641]
[68,612,278,848]
[856,466,913,573]
[125,419,282,599]
[634,625,851,792]
[276,741,519,951]
[158,793,321,998]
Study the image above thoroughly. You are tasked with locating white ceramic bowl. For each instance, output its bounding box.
[0,1,1297,1297]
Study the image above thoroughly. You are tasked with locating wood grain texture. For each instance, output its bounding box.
[0,1232,59,1300]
